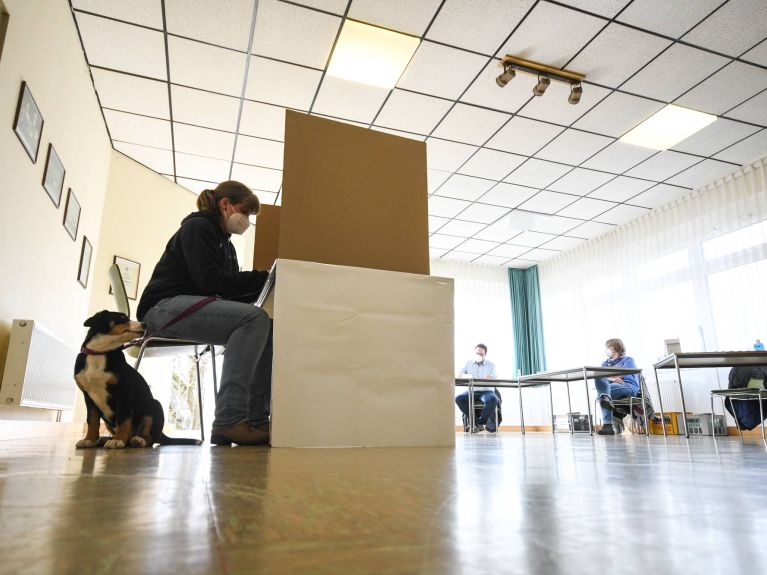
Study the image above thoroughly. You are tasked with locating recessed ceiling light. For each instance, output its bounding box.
[326,20,420,89]
[500,210,546,231]
[619,104,716,150]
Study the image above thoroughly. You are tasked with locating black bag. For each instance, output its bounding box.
[724,366,767,430]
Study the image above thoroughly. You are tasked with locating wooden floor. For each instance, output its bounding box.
[1,432,766,574]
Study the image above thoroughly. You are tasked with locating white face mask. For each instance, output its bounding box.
[475,354,484,364]
[225,205,250,235]
[605,348,614,358]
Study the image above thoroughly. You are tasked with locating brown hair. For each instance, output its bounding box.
[196,181,261,216]
[605,338,625,355]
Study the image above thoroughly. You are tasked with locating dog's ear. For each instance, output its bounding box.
[83,310,109,327]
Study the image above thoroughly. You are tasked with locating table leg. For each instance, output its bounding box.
[760,390,766,444]
[674,356,690,438]
[468,379,475,433]
[549,383,555,434]
[517,381,526,435]
[710,394,716,438]
[583,367,593,436]
[566,381,573,435]
[654,367,667,438]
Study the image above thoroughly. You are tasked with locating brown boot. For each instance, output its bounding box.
[210,422,269,446]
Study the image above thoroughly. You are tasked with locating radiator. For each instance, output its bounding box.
[1,320,77,410]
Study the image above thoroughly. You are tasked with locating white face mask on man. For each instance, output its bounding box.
[225,204,250,235]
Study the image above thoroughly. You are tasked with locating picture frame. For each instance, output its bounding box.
[63,188,81,241]
[12,81,44,163]
[77,236,92,288]
[42,143,65,207]
[112,256,141,300]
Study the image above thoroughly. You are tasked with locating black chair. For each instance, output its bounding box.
[594,374,653,436]
[462,390,502,433]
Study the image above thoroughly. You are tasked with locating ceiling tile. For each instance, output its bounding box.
[430,234,466,250]
[245,57,322,110]
[458,149,526,180]
[428,215,450,233]
[429,247,448,258]
[573,92,664,138]
[288,0,348,14]
[312,76,390,123]
[73,0,163,28]
[557,197,616,219]
[426,138,478,171]
[627,183,691,208]
[504,159,573,188]
[473,254,512,266]
[457,203,510,224]
[176,176,219,193]
[474,222,518,242]
[507,259,536,268]
[239,101,287,141]
[104,109,171,149]
[428,169,452,193]
[683,0,767,57]
[581,141,656,173]
[567,23,671,88]
[587,175,654,202]
[234,135,284,169]
[457,238,502,254]
[617,0,722,38]
[535,129,613,165]
[166,0,254,51]
[397,41,487,100]
[434,174,495,201]
[114,141,174,174]
[169,36,247,97]
[426,0,534,55]
[518,82,611,127]
[540,235,587,251]
[252,0,340,68]
[742,39,767,67]
[665,158,736,189]
[521,248,560,262]
[466,60,544,116]
[487,117,564,156]
[670,118,760,157]
[713,129,767,164]
[727,90,767,127]
[372,127,426,140]
[349,0,442,36]
[479,183,538,208]
[529,215,580,235]
[489,243,530,258]
[428,195,472,218]
[624,151,702,181]
[443,251,480,262]
[516,190,578,214]
[621,44,729,102]
[548,168,615,196]
[675,62,767,116]
[174,124,235,160]
[314,114,369,127]
[567,220,616,239]
[76,12,167,79]
[497,2,605,66]
[92,69,169,119]
[432,104,510,146]
[594,204,650,225]
[555,0,631,18]
[175,151,231,181]
[254,190,279,205]
[508,231,557,248]
[437,219,485,237]
[375,90,453,135]
[230,162,283,191]
[171,85,240,132]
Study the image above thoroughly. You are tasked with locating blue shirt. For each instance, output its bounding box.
[600,355,639,394]
[461,359,497,391]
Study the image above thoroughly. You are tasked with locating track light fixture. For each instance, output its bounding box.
[495,54,586,105]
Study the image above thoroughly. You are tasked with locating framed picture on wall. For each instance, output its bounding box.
[77,236,92,288]
[111,256,140,300]
[12,81,44,163]
[63,188,80,240]
[42,144,65,207]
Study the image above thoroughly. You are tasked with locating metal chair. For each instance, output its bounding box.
[108,263,220,442]
[594,374,653,436]
[711,387,767,441]
[463,391,501,433]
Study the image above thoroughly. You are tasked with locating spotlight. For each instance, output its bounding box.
[495,63,516,87]
[533,75,550,96]
[568,82,582,105]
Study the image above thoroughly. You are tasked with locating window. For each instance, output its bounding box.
[702,219,767,261]
[635,249,689,281]
[0,1,8,64]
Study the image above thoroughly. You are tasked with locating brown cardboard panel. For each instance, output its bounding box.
[252,204,281,271]
[280,111,429,275]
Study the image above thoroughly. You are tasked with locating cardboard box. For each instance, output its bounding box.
[681,413,727,436]
[554,413,593,433]
[650,412,688,435]
[252,204,281,271]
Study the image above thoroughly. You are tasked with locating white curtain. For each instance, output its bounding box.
[538,156,767,427]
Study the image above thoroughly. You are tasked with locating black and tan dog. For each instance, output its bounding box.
[74,310,201,449]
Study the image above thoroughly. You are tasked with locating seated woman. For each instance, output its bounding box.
[596,338,639,436]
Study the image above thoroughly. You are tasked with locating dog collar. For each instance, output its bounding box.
[80,346,108,355]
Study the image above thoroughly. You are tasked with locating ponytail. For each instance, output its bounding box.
[196,189,217,212]
[195,181,261,216]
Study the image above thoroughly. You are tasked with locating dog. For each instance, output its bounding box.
[74,310,201,449]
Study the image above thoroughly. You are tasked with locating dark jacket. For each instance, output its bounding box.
[137,211,268,320]
[724,366,767,430]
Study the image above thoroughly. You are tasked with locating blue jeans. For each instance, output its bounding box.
[456,391,499,431]
[595,377,635,423]
[142,296,272,429]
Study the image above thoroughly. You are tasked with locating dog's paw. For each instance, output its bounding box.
[75,438,99,449]
[104,439,126,449]
[129,436,147,448]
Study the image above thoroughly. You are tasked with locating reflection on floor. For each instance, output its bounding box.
[1,433,766,574]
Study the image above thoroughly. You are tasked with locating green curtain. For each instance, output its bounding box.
[508,266,547,375]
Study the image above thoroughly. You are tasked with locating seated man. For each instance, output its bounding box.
[596,338,639,436]
[455,344,500,433]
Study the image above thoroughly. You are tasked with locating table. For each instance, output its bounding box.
[653,351,767,438]
[455,378,552,434]
[517,367,644,435]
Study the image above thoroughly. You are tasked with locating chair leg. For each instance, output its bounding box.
[210,345,219,399]
[194,346,205,443]
[134,340,150,370]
